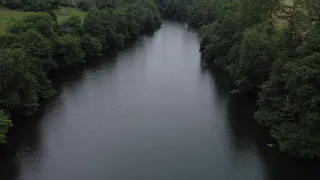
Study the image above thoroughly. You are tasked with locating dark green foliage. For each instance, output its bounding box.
[4,0,61,11]
[54,35,84,68]
[9,13,55,38]
[22,0,52,12]
[96,0,116,9]
[58,16,84,36]
[20,29,55,72]
[0,48,40,115]
[0,33,21,49]
[20,29,56,98]
[255,53,320,158]
[157,0,191,20]
[187,0,217,27]
[81,34,103,58]
[83,10,102,37]
[4,0,23,9]
[228,24,277,92]
[50,0,62,9]
[83,0,161,49]
[133,0,161,32]
[0,111,12,144]
[256,22,320,158]
[99,8,127,48]
[198,1,240,66]
[77,1,91,11]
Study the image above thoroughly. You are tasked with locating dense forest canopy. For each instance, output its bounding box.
[157,0,320,158]
[0,0,161,144]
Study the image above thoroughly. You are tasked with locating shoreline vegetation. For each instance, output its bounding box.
[156,0,320,159]
[0,0,161,144]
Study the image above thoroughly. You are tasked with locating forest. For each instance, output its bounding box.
[0,0,161,143]
[157,0,320,158]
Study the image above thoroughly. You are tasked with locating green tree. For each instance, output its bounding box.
[228,24,277,92]
[59,16,84,36]
[256,21,320,158]
[0,48,40,115]
[0,111,12,144]
[20,29,56,98]
[54,35,84,68]
[81,34,103,58]
[9,13,55,38]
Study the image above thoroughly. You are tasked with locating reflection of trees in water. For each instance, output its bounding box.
[50,50,118,89]
[200,59,232,97]
[0,143,19,180]
[0,103,50,180]
[203,60,320,180]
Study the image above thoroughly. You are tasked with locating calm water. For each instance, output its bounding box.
[0,21,319,180]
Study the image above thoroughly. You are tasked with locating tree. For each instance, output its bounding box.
[228,24,277,93]
[20,29,56,98]
[77,1,91,11]
[59,16,84,36]
[0,111,12,144]
[255,52,320,158]
[9,13,55,38]
[81,34,103,58]
[0,48,40,115]
[54,35,84,68]
[5,0,23,9]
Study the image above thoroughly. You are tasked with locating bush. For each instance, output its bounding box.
[77,1,90,11]
[5,0,23,9]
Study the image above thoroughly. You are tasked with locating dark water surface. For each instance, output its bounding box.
[1,21,319,180]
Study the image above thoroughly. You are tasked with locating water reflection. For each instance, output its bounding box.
[0,102,51,180]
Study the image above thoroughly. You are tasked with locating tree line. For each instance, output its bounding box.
[0,0,161,143]
[157,0,320,158]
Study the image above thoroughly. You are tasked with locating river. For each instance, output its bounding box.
[0,21,319,180]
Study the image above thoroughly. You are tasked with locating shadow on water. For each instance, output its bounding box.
[0,98,53,180]
[203,60,320,180]
[0,47,131,180]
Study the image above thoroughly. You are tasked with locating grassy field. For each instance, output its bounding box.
[0,7,87,34]
[0,9,36,34]
[54,7,87,23]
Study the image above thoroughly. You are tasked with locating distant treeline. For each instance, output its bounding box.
[0,0,143,11]
[157,0,320,159]
[0,0,161,143]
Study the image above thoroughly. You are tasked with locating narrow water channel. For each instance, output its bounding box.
[0,21,319,180]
